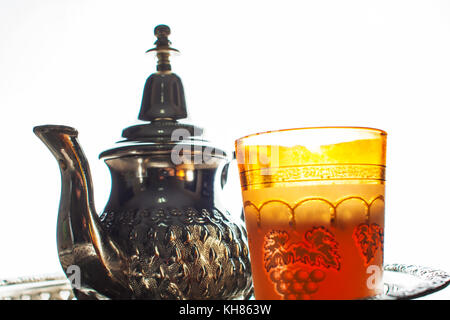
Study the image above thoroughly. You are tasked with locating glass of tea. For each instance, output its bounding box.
[235,127,387,300]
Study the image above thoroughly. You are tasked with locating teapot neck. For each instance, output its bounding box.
[102,150,229,213]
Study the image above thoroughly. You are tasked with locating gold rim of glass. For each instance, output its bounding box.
[235,126,387,190]
[235,126,387,145]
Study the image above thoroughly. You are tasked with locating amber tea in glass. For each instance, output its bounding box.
[235,127,387,300]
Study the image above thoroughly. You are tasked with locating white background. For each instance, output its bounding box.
[1,0,450,298]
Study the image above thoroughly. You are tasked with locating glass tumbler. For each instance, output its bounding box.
[235,127,387,300]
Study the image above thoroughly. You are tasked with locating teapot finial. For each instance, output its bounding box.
[145,24,179,72]
[153,24,171,48]
[122,24,203,141]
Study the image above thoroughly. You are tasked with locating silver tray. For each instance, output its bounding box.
[372,264,450,300]
[0,274,74,300]
[1,264,449,300]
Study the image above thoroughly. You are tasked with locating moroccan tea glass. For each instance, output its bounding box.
[235,127,387,300]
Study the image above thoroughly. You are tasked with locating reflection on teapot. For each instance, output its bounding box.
[33,25,253,300]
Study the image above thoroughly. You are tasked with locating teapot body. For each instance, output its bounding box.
[93,144,253,299]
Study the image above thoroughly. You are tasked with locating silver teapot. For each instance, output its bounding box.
[33,25,252,300]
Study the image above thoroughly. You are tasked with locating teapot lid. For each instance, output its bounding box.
[99,25,227,160]
[122,24,203,142]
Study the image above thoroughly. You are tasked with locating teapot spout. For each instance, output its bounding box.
[33,125,128,298]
